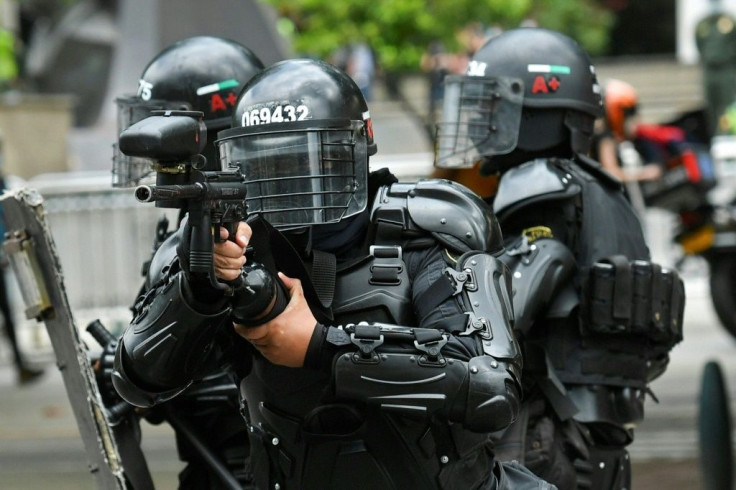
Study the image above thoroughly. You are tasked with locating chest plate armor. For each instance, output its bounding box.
[331,245,414,326]
[242,248,419,490]
[496,157,657,426]
[241,179,505,490]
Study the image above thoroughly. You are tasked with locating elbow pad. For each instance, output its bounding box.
[465,356,521,432]
[112,270,230,407]
[333,324,521,433]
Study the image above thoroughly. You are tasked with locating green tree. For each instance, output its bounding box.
[263,0,613,73]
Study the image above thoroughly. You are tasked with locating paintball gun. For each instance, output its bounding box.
[119,110,287,322]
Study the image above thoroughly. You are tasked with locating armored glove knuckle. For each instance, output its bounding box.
[230,262,289,326]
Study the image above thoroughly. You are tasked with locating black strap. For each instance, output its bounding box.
[246,215,333,323]
[414,328,444,344]
[649,262,664,330]
[374,219,404,246]
[525,343,579,421]
[354,323,381,340]
[429,418,458,463]
[371,266,398,284]
[422,313,469,333]
[414,272,456,322]
[669,275,685,342]
[575,153,625,190]
[536,377,580,421]
[604,255,633,321]
[311,249,336,309]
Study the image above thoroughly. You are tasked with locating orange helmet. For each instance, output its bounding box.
[603,79,639,140]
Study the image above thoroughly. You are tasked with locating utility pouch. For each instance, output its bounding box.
[582,255,684,350]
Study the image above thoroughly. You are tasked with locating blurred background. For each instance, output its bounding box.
[0,0,735,488]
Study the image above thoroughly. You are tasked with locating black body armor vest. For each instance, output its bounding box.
[114,177,522,490]
[242,249,437,490]
[495,156,657,426]
[240,179,509,490]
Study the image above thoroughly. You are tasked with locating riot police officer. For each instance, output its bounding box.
[112,58,556,489]
[434,28,684,489]
[112,35,264,489]
[114,35,265,188]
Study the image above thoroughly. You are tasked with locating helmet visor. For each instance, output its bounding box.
[216,120,368,229]
[112,96,192,187]
[434,75,524,169]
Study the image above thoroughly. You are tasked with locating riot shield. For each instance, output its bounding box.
[0,188,153,489]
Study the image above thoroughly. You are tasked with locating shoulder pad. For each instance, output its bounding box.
[493,158,581,216]
[370,179,503,254]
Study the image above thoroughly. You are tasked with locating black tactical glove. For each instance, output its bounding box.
[231,262,289,326]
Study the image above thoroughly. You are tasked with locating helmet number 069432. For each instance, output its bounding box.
[242,104,309,127]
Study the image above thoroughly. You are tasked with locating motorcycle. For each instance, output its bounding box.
[634,122,736,340]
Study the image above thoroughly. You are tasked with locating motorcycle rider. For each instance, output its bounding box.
[110,35,265,489]
[434,28,685,489]
[591,78,664,217]
[593,79,663,185]
[112,58,555,489]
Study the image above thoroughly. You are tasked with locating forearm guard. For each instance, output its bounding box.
[113,270,230,407]
[333,323,520,433]
[324,249,522,433]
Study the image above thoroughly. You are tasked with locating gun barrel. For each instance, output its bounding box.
[135,183,206,203]
[86,319,116,347]
[134,185,155,202]
[135,181,247,203]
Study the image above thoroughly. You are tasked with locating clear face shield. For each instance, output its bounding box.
[216,120,368,229]
[112,96,192,187]
[434,75,525,169]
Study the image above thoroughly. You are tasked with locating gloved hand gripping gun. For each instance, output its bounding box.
[119,110,287,322]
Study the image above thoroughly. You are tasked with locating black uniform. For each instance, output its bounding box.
[111,36,266,489]
[114,57,557,490]
[433,28,685,490]
[114,172,556,489]
[491,156,675,489]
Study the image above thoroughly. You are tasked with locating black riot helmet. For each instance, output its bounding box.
[435,28,603,175]
[112,36,264,187]
[216,58,377,230]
